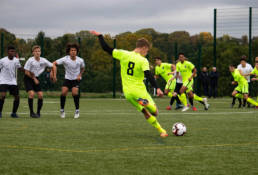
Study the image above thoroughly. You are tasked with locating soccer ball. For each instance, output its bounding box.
[172,123,186,136]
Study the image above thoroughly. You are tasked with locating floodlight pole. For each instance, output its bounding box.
[249,7,252,63]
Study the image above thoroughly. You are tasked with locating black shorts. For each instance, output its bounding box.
[0,84,19,96]
[24,75,41,92]
[62,79,80,90]
[175,83,183,93]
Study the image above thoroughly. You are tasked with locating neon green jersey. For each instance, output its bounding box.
[251,67,258,76]
[232,69,248,85]
[176,61,195,83]
[112,49,149,92]
[155,63,173,82]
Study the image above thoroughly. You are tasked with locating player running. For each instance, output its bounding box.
[176,53,209,112]
[0,46,23,118]
[24,45,55,118]
[52,43,85,119]
[90,30,168,138]
[154,57,182,110]
[244,61,258,81]
[243,60,258,105]
[229,64,258,108]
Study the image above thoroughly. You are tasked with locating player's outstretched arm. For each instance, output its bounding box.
[243,73,251,76]
[51,62,58,83]
[90,31,114,55]
[189,68,197,81]
[50,63,57,82]
[77,67,85,81]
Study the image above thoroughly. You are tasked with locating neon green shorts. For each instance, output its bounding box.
[124,89,156,113]
[165,79,176,92]
[183,80,194,93]
[235,83,249,94]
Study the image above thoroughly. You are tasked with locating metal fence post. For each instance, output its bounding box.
[1,33,4,58]
[78,37,81,57]
[197,43,202,94]
[213,8,217,67]
[249,7,252,63]
[174,42,178,62]
[40,34,44,57]
[113,38,117,98]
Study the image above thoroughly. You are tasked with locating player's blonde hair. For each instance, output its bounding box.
[136,38,151,49]
[32,45,41,52]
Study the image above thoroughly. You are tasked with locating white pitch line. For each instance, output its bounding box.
[2,111,256,116]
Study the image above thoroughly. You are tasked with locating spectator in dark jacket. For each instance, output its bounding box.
[209,67,219,98]
[200,67,210,96]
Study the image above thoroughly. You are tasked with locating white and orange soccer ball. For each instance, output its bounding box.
[172,123,186,136]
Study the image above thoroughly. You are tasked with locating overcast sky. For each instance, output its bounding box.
[0,0,257,38]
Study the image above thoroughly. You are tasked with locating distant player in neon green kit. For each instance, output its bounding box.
[176,53,209,112]
[229,64,258,108]
[90,30,168,138]
[249,61,258,81]
[244,60,258,106]
[154,57,182,110]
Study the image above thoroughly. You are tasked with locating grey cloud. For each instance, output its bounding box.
[0,0,257,38]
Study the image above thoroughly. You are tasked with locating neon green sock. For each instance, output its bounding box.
[247,98,258,106]
[147,116,166,133]
[235,93,243,99]
[193,94,203,102]
[146,104,157,115]
[178,93,187,106]
[167,92,173,98]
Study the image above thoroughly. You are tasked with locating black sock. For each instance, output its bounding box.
[28,98,34,113]
[199,101,205,105]
[189,98,194,107]
[12,97,20,113]
[73,95,79,110]
[0,97,5,113]
[238,98,242,105]
[243,99,246,107]
[170,97,175,106]
[175,96,181,104]
[60,95,66,110]
[37,99,43,114]
[232,97,236,105]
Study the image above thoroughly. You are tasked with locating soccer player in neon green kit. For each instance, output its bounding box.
[244,60,258,106]
[248,61,258,81]
[229,64,258,107]
[90,30,168,138]
[154,57,182,110]
[175,53,209,112]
